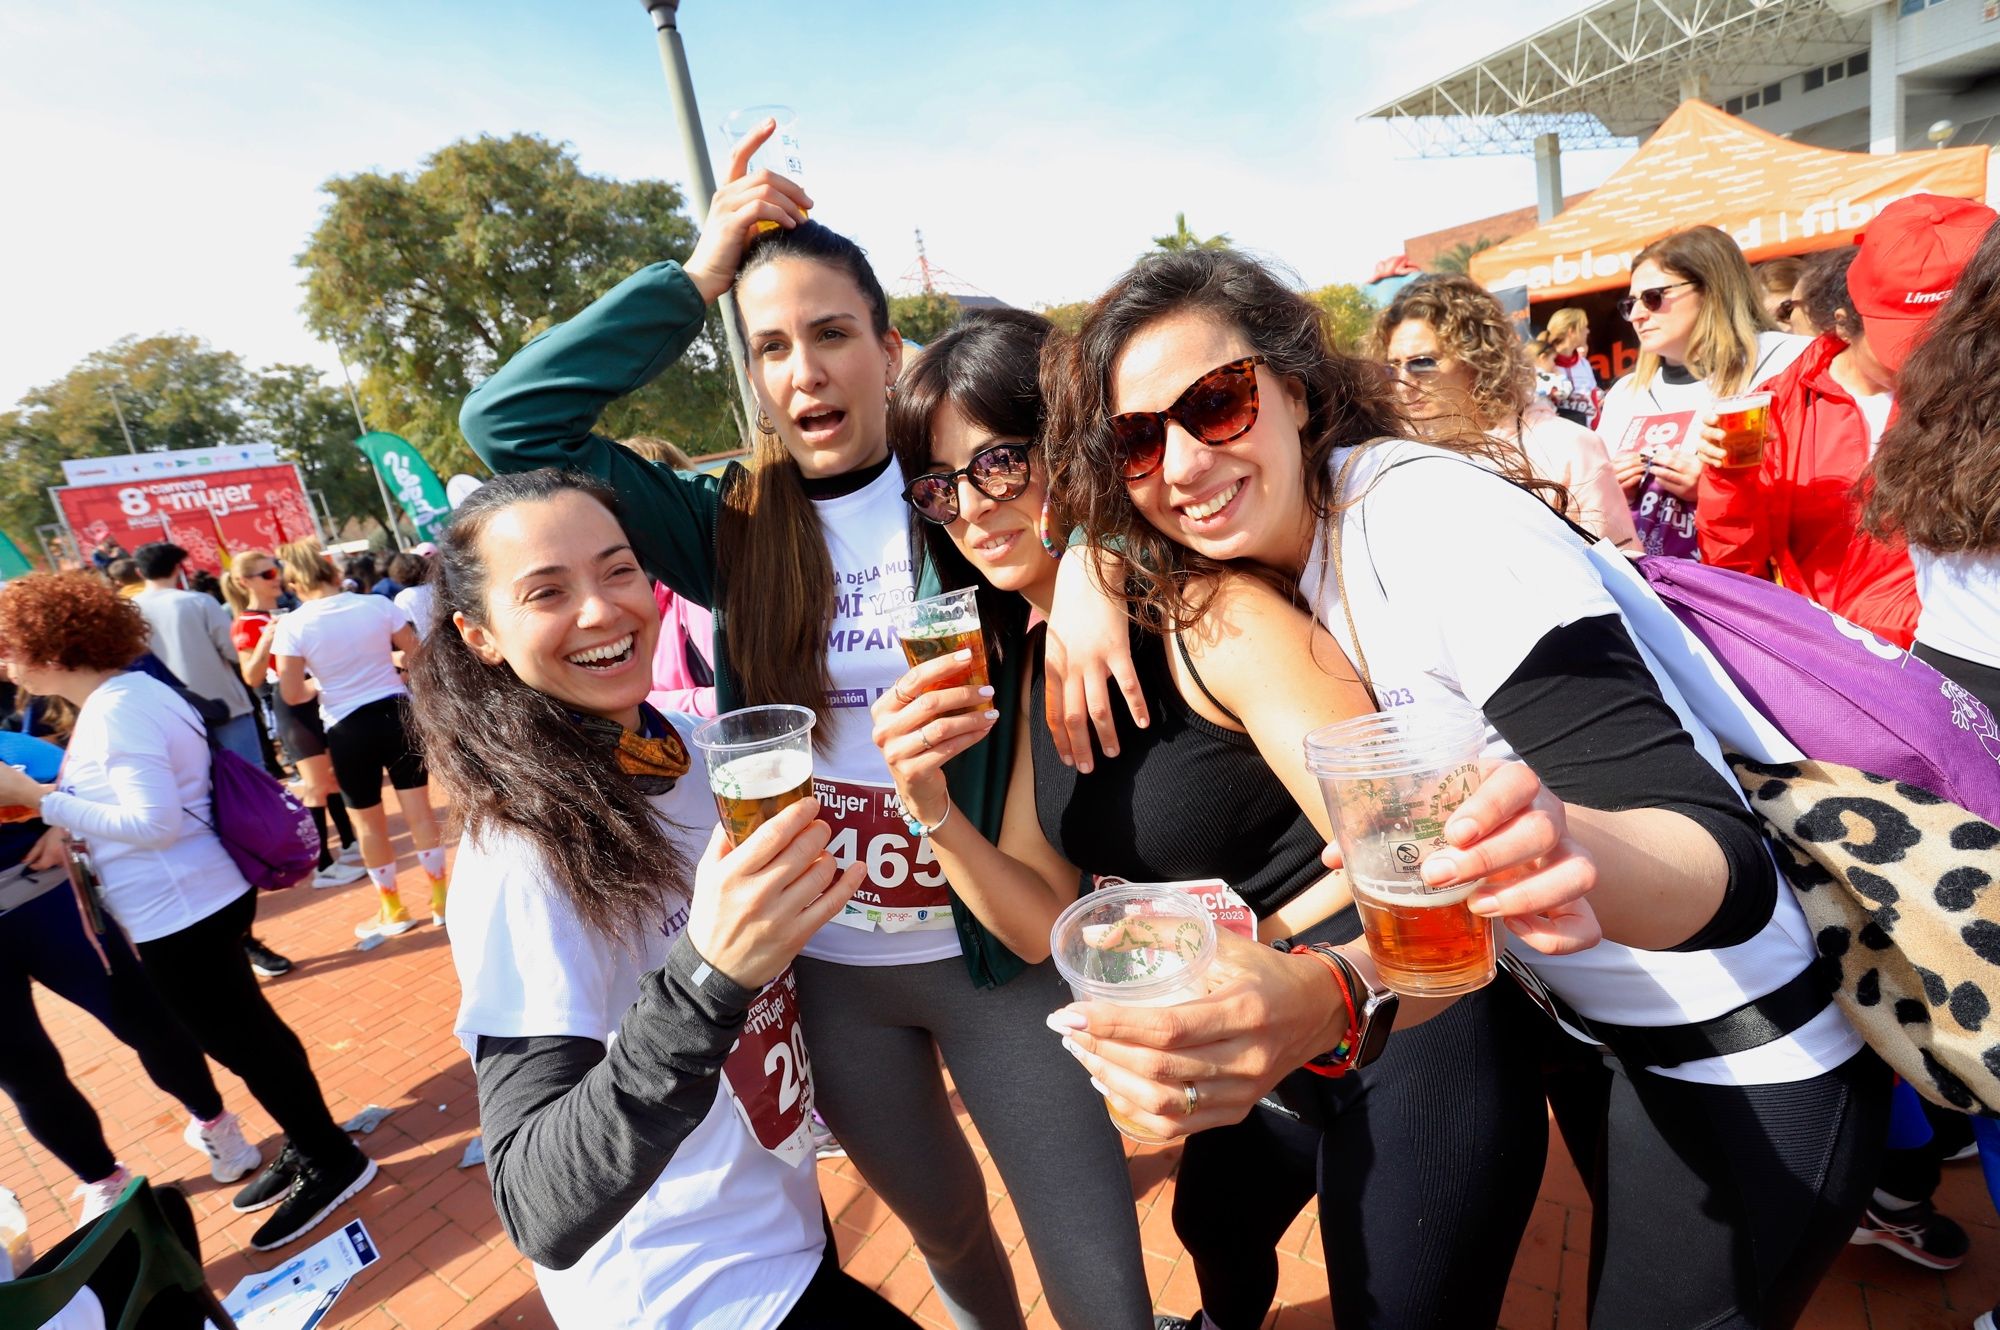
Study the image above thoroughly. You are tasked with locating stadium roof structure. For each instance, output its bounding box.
[1362,0,1872,157]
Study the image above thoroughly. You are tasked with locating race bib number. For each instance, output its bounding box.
[722,966,815,1167]
[1613,410,1694,458]
[815,776,955,933]
[1094,875,1257,939]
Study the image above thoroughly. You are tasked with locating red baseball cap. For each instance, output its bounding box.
[1849,194,1998,375]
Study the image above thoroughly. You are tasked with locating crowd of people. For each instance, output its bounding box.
[0,114,1997,1330]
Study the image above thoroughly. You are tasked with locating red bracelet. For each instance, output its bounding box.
[1290,945,1360,1078]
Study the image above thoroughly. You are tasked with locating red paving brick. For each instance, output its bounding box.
[1,800,1990,1328]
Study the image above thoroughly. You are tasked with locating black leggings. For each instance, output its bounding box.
[0,884,222,1182]
[1545,1034,1889,1329]
[133,891,352,1164]
[1172,980,1549,1330]
[777,1244,921,1329]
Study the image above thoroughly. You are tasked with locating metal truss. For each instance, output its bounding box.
[1362,0,1871,156]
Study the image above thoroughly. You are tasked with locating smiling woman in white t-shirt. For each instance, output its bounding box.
[1042,248,1889,1330]
[407,467,912,1330]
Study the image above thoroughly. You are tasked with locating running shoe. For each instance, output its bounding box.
[233,1142,302,1213]
[808,1111,844,1160]
[1849,1200,1971,1270]
[1973,1307,1997,1330]
[183,1111,261,1182]
[244,938,294,977]
[338,842,364,866]
[313,861,366,889]
[74,1166,132,1225]
[249,1149,377,1251]
[354,901,416,939]
[428,875,449,927]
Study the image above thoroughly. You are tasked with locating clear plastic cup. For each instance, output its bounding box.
[1304,707,1497,997]
[1710,391,1772,468]
[1050,885,1216,1143]
[719,104,807,227]
[891,588,989,694]
[690,705,816,847]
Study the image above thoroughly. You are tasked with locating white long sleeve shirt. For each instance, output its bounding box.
[37,672,249,942]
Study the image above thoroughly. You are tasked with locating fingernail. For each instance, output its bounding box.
[1077,760,1092,774]
[1089,1076,1110,1097]
[1045,1009,1084,1032]
[1060,1036,1081,1057]
[983,709,999,720]
[1103,745,1119,758]
[978,686,995,698]
[1446,817,1477,844]
[1468,895,1499,916]
[1421,853,1458,886]
[955,649,971,661]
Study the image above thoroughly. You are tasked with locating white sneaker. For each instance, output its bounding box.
[1974,1309,1998,1330]
[185,1112,262,1183]
[74,1166,131,1224]
[338,843,364,866]
[313,861,366,889]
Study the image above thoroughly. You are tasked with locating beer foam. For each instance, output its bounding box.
[1350,876,1479,908]
[902,615,979,640]
[709,748,812,801]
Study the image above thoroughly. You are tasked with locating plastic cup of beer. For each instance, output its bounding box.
[1049,885,1216,1144]
[690,704,816,847]
[1303,708,1497,998]
[891,588,990,694]
[718,104,807,229]
[1710,391,1772,469]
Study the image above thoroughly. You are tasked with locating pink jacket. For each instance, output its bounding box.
[648,583,717,719]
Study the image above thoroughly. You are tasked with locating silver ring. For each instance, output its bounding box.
[921,726,934,752]
[1183,1082,1199,1116]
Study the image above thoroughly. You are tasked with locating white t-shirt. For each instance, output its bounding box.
[451,750,823,1330]
[269,592,410,728]
[1303,441,1861,1087]
[37,672,250,943]
[1912,549,2000,671]
[394,584,436,641]
[795,460,962,966]
[1501,407,1639,550]
[1855,390,1894,451]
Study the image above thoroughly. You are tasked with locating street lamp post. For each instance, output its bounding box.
[102,383,139,454]
[332,343,407,553]
[641,0,760,443]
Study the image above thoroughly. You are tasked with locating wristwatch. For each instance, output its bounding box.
[1284,940,1399,1073]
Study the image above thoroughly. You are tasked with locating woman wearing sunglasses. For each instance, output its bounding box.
[221,549,364,889]
[1044,247,1887,1330]
[1375,275,1638,549]
[459,124,1151,1330]
[1596,226,1810,559]
[881,308,1560,1330]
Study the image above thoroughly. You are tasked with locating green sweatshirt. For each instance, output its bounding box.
[460,260,1028,989]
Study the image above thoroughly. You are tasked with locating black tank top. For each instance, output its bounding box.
[1030,625,1357,940]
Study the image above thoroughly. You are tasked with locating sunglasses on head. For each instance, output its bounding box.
[1383,354,1442,380]
[1774,298,1799,323]
[1107,355,1267,482]
[903,441,1034,525]
[1616,281,1697,321]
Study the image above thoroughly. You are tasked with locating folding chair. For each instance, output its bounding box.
[0,1177,237,1330]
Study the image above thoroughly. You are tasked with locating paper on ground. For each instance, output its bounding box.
[221,1220,379,1330]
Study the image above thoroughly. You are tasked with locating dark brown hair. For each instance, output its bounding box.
[408,468,692,941]
[0,571,151,672]
[1863,218,2000,554]
[1798,247,1859,339]
[886,308,1050,661]
[1042,249,1535,631]
[718,221,893,745]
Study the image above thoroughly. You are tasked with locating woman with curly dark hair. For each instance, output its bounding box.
[0,572,375,1251]
[1862,198,2000,715]
[1375,275,1638,548]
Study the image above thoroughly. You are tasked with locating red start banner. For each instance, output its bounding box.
[52,465,318,573]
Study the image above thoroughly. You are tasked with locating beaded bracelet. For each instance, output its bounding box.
[1289,945,1361,1078]
[902,801,952,839]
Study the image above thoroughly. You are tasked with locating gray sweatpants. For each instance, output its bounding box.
[793,954,1152,1330]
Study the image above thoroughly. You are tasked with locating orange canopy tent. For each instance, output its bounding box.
[1471,99,1988,302]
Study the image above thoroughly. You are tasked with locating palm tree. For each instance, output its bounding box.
[1430,237,1498,276]
[1151,212,1232,254]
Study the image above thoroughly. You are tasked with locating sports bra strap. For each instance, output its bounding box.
[1172,632,1243,726]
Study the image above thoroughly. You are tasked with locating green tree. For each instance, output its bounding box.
[1150,212,1231,255]
[0,335,252,547]
[1307,283,1379,354]
[297,133,744,475]
[246,364,384,534]
[888,292,964,347]
[1036,301,1092,335]
[1430,238,1497,276]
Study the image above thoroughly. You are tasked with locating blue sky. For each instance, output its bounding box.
[1,0,1632,407]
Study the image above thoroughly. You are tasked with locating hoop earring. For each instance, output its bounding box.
[755,410,777,437]
[1038,495,1062,560]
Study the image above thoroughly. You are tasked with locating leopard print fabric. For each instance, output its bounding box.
[1733,754,2000,1116]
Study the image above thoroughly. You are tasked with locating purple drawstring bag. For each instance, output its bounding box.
[205,743,320,891]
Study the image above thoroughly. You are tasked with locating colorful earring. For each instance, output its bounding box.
[1038,495,1062,559]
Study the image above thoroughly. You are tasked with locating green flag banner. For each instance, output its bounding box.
[0,530,31,580]
[355,432,452,542]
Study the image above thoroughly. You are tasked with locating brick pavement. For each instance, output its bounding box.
[1,813,1991,1328]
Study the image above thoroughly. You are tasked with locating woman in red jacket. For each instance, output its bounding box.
[1693,247,1918,645]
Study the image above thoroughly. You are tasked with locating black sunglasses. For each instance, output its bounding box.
[903,441,1034,525]
[1617,281,1697,321]
[1107,355,1267,482]
[1774,298,1799,323]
